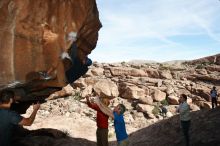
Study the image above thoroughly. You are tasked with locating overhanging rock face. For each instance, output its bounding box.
[0,0,102,87]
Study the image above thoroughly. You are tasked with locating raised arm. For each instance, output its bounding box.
[95,98,114,119]
[19,103,40,126]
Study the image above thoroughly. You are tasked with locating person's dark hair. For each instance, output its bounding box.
[213,86,216,90]
[0,90,14,104]
[181,94,187,101]
[119,104,126,115]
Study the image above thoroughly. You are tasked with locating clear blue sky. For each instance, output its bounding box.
[90,0,220,63]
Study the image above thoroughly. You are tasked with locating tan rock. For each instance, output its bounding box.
[81,85,93,98]
[206,65,220,72]
[121,85,146,99]
[93,79,119,98]
[196,69,208,75]
[203,102,212,109]
[166,111,173,118]
[73,78,86,88]
[136,104,154,115]
[167,105,178,114]
[145,78,162,84]
[84,77,100,86]
[167,95,179,105]
[166,86,174,95]
[187,97,193,104]
[139,96,153,105]
[152,89,166,102]
[109,67,148,77]
[194,86,211,101]
[157,80,163,87]
[159,70,173,79]
[177,89,191,96]
[46,84,75,100]
[91,67,104,76]
[144,68,160,78]
[84,69,93,77]
[190,104,200,111]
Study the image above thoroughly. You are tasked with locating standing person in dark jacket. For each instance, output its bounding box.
[86,95,110,146]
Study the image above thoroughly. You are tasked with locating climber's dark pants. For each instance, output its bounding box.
[181,120,191,146]
[65,42,88,83]
[212,98,218,109]
[96,128,108,146]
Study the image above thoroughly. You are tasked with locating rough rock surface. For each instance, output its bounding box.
[0,0,101,86]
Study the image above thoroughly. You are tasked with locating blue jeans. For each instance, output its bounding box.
[212,98,218,109]
[117,138,129,146]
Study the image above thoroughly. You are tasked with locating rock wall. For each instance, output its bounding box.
[0,0,101,87]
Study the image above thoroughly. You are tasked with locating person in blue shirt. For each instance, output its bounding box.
[210,86,218,109]
[113,104,129,146]
[0,90,40,146]
[95,99,129,146]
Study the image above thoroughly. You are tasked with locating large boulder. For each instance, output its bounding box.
[196,69,208,75]
[194,87,211,101]
[166,86,174,95]
[206,65,220,72]
[144,68,160,78]
[190,104,200,111]
[0,0,101,87]
[151,89,166,102]
[167,95,179,105]
[91,67,104,76]
[139,96,153,105]
[159,70,173,79]
[93,79,119,98]
[109,67,148,77]
[136,104,155,119]
[120,85,146,100]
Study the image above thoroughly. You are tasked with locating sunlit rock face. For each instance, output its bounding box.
[0,0,101,87]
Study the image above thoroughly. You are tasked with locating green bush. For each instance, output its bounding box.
[196,64,204,69]
[160,99,169,106]
[121,61,126,66]
[73,91,82,100]
[152,105,160,116]
[159,64,170,70]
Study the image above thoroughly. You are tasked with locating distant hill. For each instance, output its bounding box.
[128,60,158,64]
[121,53,220,66]
[187,53,220,65]
[162,60,186,65]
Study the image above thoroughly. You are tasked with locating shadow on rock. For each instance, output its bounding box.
[12,127,96,146]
